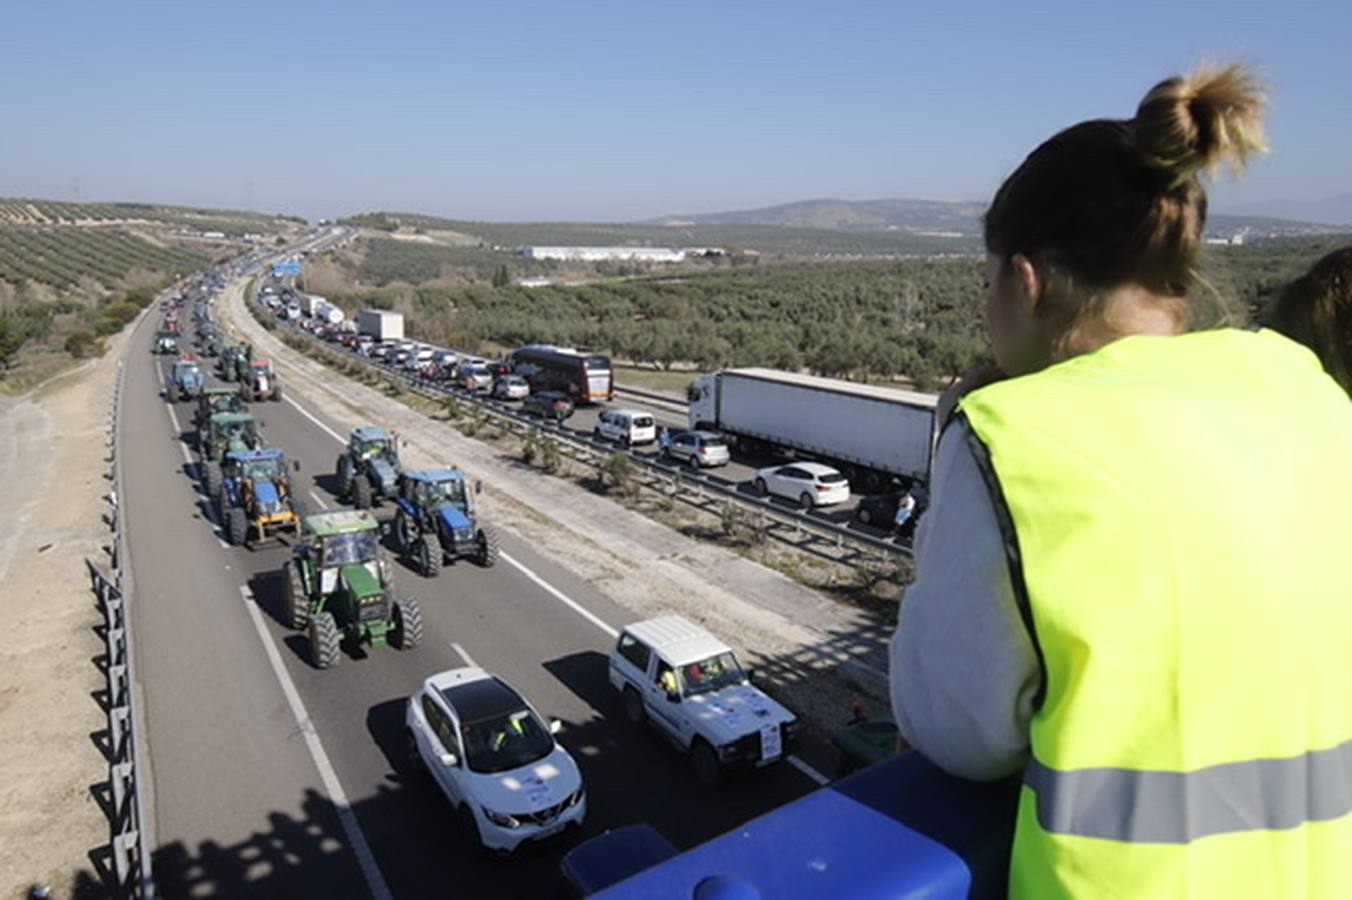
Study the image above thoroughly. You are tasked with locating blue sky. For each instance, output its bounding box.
[2,1,1349,221]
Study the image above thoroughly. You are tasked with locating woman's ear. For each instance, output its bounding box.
[1009,253,1046,317]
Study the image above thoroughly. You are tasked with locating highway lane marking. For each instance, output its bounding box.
[277,379,836,788]
[283,394,346,444]
[238,586,393,900]
[308,490,330,511]
[162,397,230,549]
[451,642,478,668]
[498,551,619,639]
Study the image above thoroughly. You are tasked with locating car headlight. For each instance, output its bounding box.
[718,741,744,761]
[481,806,520,829]
[565,786,586,808]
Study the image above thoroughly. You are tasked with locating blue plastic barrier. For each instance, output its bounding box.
[590,752,1019,899]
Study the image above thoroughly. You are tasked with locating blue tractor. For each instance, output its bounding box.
[335,426,402,509]
[392,469,499,577]
[169,355,205,401]
[215,448,302,546]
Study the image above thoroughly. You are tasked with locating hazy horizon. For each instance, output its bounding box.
[4,1,1350,223]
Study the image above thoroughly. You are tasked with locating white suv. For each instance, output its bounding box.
[608,615,799,784]
[406,668,586,853]
[593,409,657,446]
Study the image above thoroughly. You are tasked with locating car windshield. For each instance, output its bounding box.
[460,708,554,774]
[243,458,283,480]
[322,530,378,566]
[633,415,654,428]
[680,652,745,696]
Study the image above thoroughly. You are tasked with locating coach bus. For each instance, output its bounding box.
[506,344,615,404]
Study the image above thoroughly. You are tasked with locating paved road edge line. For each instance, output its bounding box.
[238,586,393,900]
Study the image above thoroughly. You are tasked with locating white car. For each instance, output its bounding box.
[608,615,799,785]
[492,374,530,400]
[593,409,657,446]
[457,363,493,393]
[406,668,586,854]
[753,462,850,508]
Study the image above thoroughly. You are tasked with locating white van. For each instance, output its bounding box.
[608,615,799,784]
[593,409,657,446]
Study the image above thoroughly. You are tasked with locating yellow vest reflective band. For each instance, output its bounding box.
[959,329,1352,899]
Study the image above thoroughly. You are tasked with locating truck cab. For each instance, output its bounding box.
[608,615,799,784]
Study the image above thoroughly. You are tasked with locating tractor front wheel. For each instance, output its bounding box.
[476,527,500,568]
[227,507,248,546]
[309,612,340,669]
[393,510,411,552]
[392,598,424,650]
[284,561,309,629]
[336,456,353,498]
[418,534,441,578]
[353,477,373,509]
[204,461,222,497]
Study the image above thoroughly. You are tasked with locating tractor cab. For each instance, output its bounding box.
[208,411,261,455]
[244,358,281,401]
[350,426,397,464]
[393,468,496,575]
[302,511,386,608]
[217,448,300,546]
[401,468,470,514]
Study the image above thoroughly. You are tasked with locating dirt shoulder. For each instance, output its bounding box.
[219,283,895,753]
[0,324,138,897]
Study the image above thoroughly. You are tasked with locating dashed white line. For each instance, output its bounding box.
[787,754,831,786]
[284,394,346,444]
[238,586,392,900]
[498,551,619,639]
[308,489,330,511]
[451,642,478,668]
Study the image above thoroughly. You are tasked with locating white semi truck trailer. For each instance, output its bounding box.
[687,368,936,491]
[357,309,405,342]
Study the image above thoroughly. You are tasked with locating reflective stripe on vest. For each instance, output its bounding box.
[960,329,1352,897]
[1025,738,1352,843]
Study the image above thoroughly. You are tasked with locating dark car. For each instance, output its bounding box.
[854,486,929,532]
[522,391,575,421]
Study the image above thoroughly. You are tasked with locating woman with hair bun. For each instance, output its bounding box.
[889,64,1352,898]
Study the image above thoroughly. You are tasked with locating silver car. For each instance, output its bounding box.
[664,430,730,467]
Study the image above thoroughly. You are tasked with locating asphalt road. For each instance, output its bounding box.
[124,283,822,898]
[302,330,909,539]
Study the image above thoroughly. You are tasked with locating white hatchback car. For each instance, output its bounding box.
[753,462,850,508]
[492,374,530,400]
[406,668,586,854]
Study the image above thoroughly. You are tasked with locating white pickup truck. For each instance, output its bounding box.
[608,615,799,784]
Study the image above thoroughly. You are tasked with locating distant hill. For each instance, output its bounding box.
[0,198,304,236]
[654,197,1344,240]
[1226,194,1352,228]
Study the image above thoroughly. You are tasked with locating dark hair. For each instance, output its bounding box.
[1266,246,1352,397]
[985,65,1268,301]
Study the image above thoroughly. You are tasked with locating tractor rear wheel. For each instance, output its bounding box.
[476,528,499,568]
[393,510,411,552]
[204,461,222,497]
[336,456,353,498]
[353,476,373,509]
[284,561,309,629]
[227,507,248,546]
[271,386,282,402]
[309,612,340,669]
[418,534,441,578]
[392,598,424,650]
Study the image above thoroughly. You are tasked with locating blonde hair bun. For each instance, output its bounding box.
[1135,63,1270,186]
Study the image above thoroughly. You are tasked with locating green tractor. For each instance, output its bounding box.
[282,510,424,669]
[218,343,253,382]
[199,411,263,496]
[193,386,247,431]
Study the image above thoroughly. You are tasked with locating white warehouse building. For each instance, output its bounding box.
[522,246,698,263]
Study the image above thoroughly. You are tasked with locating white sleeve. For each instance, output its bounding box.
[888,420,1041,781]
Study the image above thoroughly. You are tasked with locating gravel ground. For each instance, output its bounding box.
[220,283,897,751]
[0,332,135,898]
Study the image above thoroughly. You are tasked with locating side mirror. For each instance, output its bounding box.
[549,719,563,735]
[474,480,482,495]
[293,460,301,472]
[665,690,682,704]
[439,752,459,768]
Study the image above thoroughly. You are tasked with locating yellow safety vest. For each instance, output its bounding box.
[959,329,1352,898]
